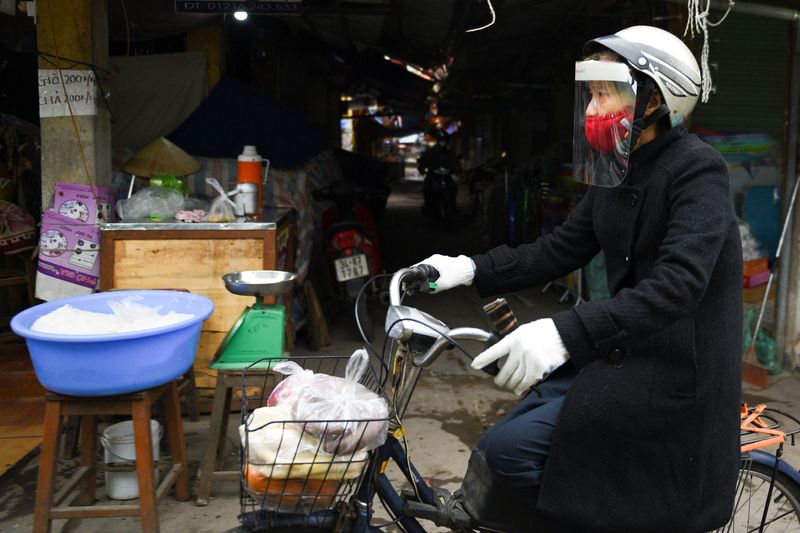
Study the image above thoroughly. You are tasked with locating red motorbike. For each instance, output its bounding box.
[313,180,387,340]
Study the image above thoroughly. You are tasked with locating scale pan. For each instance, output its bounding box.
[222,270,297,297]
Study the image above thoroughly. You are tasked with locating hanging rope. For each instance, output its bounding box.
[684,0,736,103]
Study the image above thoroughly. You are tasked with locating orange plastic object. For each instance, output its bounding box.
[743,257,768,277]
[244,464,340,509]
[237,160,262,184]
[740,403,785,452]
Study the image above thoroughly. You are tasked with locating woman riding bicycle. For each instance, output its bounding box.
[419,26,743,532]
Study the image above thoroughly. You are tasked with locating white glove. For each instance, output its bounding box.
[471,318,569,395]
[414,254,475,292]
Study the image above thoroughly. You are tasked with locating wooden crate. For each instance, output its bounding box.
[99,212,296,395]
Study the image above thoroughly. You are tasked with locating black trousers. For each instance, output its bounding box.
[476,361,578,489]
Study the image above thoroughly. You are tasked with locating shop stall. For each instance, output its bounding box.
[98,209,296,393]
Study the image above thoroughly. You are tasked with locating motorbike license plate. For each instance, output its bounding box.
[334,254,369,282]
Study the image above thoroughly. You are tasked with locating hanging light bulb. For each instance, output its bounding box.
[234,11,248,21]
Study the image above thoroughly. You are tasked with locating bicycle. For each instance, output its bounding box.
[718,404,800,532]
[227,266,800,533]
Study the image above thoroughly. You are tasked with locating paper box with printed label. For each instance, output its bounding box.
[53,182,115,224]
[37,211,101,289]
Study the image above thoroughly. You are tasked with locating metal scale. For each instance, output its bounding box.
[210,270,297,370]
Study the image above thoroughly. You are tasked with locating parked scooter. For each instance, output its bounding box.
[313,180,387,340]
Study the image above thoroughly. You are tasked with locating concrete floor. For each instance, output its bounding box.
[1,179,799,532]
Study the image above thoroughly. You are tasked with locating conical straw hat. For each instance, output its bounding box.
[122,137,201,177]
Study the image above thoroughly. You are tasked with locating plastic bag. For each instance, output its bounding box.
[293,349,389,454]
[267,361,315,407]
[116,186,185,221]
[742,308,783,375]
[267,350,389,454]
[239,405,368,513]
[240,404,317,464]
[206,177,237,222]
[239,403,368,478]
[738,219,766,261]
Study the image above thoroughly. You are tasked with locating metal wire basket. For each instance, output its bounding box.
[237,355,392,531]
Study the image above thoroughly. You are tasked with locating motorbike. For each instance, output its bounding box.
[421,165,457,228]
[312,180,387,340]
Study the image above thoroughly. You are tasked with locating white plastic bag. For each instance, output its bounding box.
[116,186,185,221]
[239,404,368,479]
[206,177,237,222]
[267,361,315,407]
[293,349,389,454]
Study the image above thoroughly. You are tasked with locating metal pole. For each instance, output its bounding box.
[776,21,800,367]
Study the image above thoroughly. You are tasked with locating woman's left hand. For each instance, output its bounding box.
[471,319,570,395]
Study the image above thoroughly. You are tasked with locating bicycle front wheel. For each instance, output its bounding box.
[720,460,800,532]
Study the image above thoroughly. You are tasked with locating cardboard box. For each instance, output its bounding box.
[53,182,115,224]
[37,211,100,289]
[744,269,770,289]
[743,257,769,277]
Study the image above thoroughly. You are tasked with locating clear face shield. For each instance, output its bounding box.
[573,61,638,187]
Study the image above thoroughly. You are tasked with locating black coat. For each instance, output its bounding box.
[472,127,742,532]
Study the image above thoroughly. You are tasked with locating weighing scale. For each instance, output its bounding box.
[210,270,297,370]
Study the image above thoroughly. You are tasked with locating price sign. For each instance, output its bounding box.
[38,69,97,118]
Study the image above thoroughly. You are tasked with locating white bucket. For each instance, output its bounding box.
[101,419,162,500]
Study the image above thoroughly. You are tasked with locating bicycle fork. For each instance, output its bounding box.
[351,435,435,532]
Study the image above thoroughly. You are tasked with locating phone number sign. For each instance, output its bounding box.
[175,1,302,14]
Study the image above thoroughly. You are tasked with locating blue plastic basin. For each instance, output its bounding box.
[11,290,214,396]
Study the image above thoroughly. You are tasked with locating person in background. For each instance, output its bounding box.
[418,25,742,532]
[417,129,461,226]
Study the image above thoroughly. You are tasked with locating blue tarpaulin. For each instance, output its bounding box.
[167,75,326,169]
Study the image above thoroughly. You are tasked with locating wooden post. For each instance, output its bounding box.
[303,279,331,349]
[36,0,112,200]
[186,23,225,90]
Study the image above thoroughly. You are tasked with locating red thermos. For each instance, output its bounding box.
[237,145,263,215]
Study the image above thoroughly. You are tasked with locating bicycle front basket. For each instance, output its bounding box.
[238,355,392,527]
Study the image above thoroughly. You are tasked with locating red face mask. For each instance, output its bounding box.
[584,110,632,154]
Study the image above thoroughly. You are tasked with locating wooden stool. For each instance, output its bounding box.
[177,367,200,422]
[195,369,274,506]
[33,381,189,533]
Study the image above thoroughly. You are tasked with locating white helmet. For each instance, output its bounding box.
[585,25,702,127]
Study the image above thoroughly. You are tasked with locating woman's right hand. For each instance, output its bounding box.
[414,254,476,293]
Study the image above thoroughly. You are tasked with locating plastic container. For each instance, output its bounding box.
[10,290,214,396]
[237,145,263,182]
[101,419,162,500]
[237,146,264,215]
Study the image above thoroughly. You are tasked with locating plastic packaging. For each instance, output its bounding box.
[267,349,389,454]
[206,177,237,222]
[240,402,367,512]
[742,308,783,375]
[298,350,388,454]
[738,219,766,261]
[239,404,367,478]
[116,186,185,221]
[149,173,185,194]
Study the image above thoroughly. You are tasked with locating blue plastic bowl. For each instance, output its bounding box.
[10,290,214,396]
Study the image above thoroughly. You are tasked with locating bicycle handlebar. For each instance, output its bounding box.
[388,267,493,369]
[388,265,439,306]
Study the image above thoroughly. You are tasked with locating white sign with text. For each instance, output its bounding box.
[38,69,98,118]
